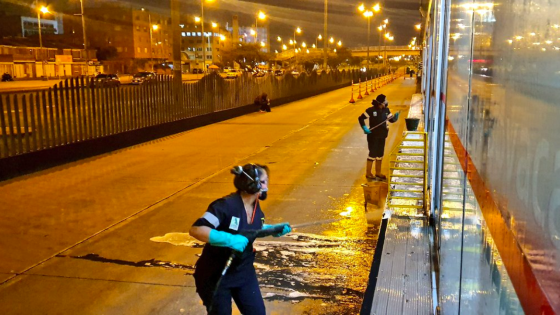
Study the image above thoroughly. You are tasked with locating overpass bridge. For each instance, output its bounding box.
[349,46,421,58]
[274,46,420,62]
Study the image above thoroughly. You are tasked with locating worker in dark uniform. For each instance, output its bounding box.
[358,94,399,180]
[189,164,291,314]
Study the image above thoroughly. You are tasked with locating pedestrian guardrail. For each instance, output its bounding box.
[0,70,369,159]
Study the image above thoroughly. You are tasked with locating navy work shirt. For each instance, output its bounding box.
[192,192,265,282]
[358,106,396,138]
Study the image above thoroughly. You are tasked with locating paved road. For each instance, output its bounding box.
[0,77,415,314]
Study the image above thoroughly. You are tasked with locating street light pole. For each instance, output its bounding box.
[201,0,206,73]
[366,14,371,70]
[79,0,88,76]
[37,7,48,80]
[293,27,301,70]
[293,30,296,68]
[148,12,154,71]
[323,0,328,69]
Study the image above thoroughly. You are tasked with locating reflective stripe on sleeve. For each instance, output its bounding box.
[363,112,370,118]
[387,113,394,119]
[202,212,220,228]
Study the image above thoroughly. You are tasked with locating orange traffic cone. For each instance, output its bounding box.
[364,77,370,96]
[357,78,363,100]
[349,80,355,103]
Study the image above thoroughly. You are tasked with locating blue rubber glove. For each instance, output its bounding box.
[263,223,292,237]
[208,230,249,252]
[362,125,372,134]
[393,112,400,122]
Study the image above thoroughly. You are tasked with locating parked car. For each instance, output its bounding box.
[290,70,300,76]
[225,69,243,79]
[252,71,266,78]
[274,70,284,76]
[90,74,121,87]
[192,69,204,74]
[131,72,156,85]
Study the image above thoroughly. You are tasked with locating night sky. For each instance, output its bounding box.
[1,0,423,47]
[118,0,422,48]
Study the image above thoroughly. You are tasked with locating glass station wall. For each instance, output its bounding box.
[425,0,560,312]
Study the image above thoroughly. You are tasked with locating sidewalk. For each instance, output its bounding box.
[0,77,416,314]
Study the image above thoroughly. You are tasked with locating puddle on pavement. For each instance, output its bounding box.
[61,223,377,314]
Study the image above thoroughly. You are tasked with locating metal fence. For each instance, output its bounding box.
[0,69,362,159]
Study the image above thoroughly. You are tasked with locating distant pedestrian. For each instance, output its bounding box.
[358,94,400,181]
[254,93,271,112]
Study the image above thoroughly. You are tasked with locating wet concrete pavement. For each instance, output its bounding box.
[0,77,416,314]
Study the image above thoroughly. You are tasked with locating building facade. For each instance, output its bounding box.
[180,22,232,71]
[0,45,98,79]
[67,4,172,74]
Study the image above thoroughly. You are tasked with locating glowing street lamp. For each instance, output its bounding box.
[255,11,266,44]
[294,27,302,68]
[38,6,51,79]
[337,40,342,46]
[415,23,421,30]
[316,34,322,49]
[199,0,215,73]
[329,37,334,44]
[358,3,381,70]
[277,36,284,50]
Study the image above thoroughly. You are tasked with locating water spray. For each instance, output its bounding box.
[209,217,345,312]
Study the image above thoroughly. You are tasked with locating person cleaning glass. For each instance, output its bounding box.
[189,163,291,314]
[358,94,400,181]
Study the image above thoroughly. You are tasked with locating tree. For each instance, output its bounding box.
[221,43,272,68]
[297,51,323,72]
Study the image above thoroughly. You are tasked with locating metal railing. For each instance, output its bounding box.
[0,70,359,159]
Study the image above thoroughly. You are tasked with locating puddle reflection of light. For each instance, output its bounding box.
[339,206,354,217]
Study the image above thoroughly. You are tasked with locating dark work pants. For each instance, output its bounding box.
[195,267,265,315]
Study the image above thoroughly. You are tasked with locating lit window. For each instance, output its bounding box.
[197,32,201,36]
[144,48,148,53]
[182,32,186,37]
[186,32,191,36]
